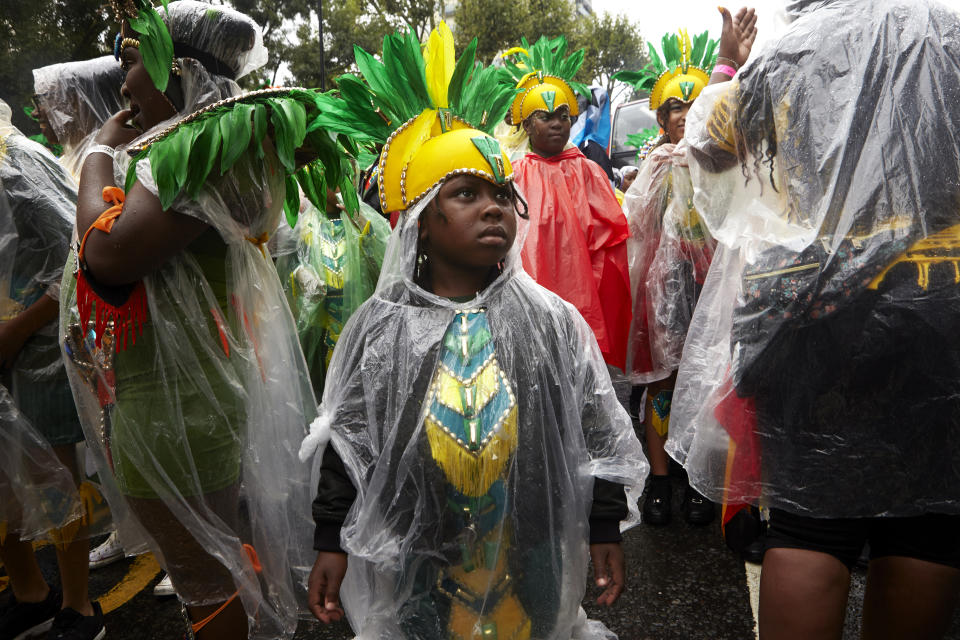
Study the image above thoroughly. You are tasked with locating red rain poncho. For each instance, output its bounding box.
[514,147,632,369]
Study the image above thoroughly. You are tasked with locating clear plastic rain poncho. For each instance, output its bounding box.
[300,184,647,640]
[624,144,715,385]
[274,196,390,398]
[33,56,125,178]
[0,385,81,542]
[0,100,85,542]
[668,0,960,518]
[60,4,315,638]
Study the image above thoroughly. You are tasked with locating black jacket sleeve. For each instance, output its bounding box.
[589,479,628,544]
[311,444,357,553]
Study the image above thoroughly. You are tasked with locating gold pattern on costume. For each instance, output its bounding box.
[424,310,531,638]
[869,224,960,290]
[705,83,739,155]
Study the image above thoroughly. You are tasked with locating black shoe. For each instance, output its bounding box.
[642,476,672,525]
[45,602,105,640]
[682,486,715,526]
[0,587,61,640]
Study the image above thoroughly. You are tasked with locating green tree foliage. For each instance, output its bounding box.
[286,0,442,89]
[452,0,576,63]
[574,12,648,98]
[451,0,646,100]
[0,0,112,134]
[226,0,312,86]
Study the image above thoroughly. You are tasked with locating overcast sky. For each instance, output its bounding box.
[591,0,960,65]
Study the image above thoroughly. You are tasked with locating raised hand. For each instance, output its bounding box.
[718,6,759,69]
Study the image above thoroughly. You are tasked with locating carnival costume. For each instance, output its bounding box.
[32,57,125,179]
[619,30,718,407]
[58,2,355,637]
[669,0,960,525]
[0,99,94,546]
[274,196,390,398]
[299,23,647,640]
[502,38,633,370]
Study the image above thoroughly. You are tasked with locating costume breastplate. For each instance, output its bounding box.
[424,308,531,640]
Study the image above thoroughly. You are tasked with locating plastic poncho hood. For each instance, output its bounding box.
[671,0,960,519]
[32,56,124,150]
[301,186,647,639]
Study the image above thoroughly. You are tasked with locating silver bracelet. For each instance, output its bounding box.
[83,144,116,163]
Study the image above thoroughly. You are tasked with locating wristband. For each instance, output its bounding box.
[713,64,738,78]
[83,144,116,163]
[716,55,741,70]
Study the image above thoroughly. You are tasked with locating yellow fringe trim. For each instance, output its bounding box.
[425,405,518,498]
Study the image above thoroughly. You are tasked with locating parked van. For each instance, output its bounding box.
[608,99,658,168]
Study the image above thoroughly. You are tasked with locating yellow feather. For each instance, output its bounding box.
[680,28,692,64]
[501,46,529,58]
[424,21,456,108]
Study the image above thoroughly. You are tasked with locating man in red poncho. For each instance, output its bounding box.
[508,71,632,370]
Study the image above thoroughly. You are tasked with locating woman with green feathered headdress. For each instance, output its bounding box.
[616,26,735,530]
[298,22,646,640]
[61,2,351,638]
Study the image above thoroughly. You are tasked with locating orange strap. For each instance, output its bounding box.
[190,544,262,636]
[78,186,126,262]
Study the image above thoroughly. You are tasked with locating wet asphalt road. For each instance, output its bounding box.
[7,408,960,639]
[12,471,960,639]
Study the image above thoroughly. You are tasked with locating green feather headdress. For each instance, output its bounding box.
[308,24,517,145]
[112,0,175,92]
[613,29,718,109]
[500,36,590,98]
[625,126,662,163]
[125,87,361,228]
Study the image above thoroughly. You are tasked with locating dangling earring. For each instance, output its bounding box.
[416,252,429,283]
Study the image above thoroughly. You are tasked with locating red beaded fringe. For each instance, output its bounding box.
[76,270,148,351]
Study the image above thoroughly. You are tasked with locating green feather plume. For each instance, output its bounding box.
[501,36,590,97]
[613,29,718,95]
[319,26,517,143]
[124,87,356,227]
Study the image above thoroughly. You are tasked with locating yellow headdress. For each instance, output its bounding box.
[318,22,517,212]
[613,29,718,111]
[500,36,588,124]
[509,72,580,124]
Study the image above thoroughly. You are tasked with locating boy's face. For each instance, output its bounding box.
[419,175,517,271]
[523,106,572,157]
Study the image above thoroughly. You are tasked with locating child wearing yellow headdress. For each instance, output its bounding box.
[300,24,647,640]
[615,27,721,528]
[501,38,633,373]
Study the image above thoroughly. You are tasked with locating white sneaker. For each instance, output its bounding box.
[88,531,124,569]
[153,573,176,597]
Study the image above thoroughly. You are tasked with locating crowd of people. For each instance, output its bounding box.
[1,0,959,639]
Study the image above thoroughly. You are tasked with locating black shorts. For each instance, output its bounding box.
[766,509,960,571]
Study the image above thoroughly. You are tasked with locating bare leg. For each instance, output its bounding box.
[759,547,850,640]
[127,485,248,639]
[861,556,960,640]
[0,535,49,603]
[52,444,92,616]
[644,420,671,476]
[644,375,676,477]
[187,598,249,639]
